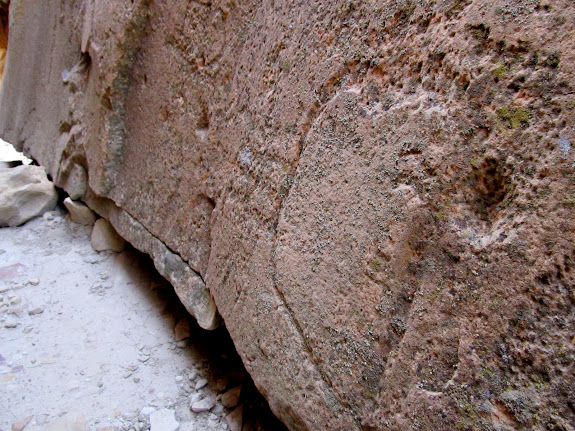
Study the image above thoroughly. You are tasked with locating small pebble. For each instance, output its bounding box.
[175,376,183,382]
[133,377,141,383]
[28,307,44,316]
[221,386,242,409]
[174,318,191,342]
[176,340,188,349]
[139,406,155,417]
[195,379,208,390]
[4,320,18,328]
[191,396,216,413]
[189,393,203,404]
[188,371,197,381]
[27,279,40,286]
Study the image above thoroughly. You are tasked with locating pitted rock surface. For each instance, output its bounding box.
[1,1,574,429]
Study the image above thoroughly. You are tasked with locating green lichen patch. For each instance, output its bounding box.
[496,106,531,129]
[465,22,491,41]
[544,51,561,69]
[493,62,509,79]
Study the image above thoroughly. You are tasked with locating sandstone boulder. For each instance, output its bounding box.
[64,197,96,225]
[0,165,58,227]
[91,218,126,252]
[1,1,574,430]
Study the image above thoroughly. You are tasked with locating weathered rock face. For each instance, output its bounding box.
[0,0,8,88]
[1,1,574,429]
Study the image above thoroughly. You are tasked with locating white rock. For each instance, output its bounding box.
[195,378,208,390]
[4,319,18,328]
[221,385,242,409]
[189,393,203,405]
[90,219,126,252]
[191,396,216,413]
[225,406,243,431]
[0,165,58,227]
[63,197,96,225]
[188,370,197,381]
[34,414,49,426]
[139,407,156,417]
[149,408,179,431]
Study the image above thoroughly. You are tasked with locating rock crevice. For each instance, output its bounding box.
[84,190,220,330]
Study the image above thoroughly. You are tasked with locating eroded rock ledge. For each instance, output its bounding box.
[84,191,221,331]
[1,0,575,430]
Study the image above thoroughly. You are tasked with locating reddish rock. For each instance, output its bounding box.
[1,1,574,430]
[221,385,242,409]
[11,416,33,431]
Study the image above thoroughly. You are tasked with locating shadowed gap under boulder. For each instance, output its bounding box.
[121,243,289,431]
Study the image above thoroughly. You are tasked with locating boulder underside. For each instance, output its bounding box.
[1,1,574,429]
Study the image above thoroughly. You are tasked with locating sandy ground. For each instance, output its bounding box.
[0,209,285,430]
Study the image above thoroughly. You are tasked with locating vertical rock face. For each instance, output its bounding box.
[1,1,575,429]
[0,1,8,88]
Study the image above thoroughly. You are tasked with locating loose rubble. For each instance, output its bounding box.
[0,207,286,431]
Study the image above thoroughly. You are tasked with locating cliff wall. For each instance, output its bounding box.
[1,1,574,429]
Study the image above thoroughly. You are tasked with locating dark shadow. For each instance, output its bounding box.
[119,244,288,431]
